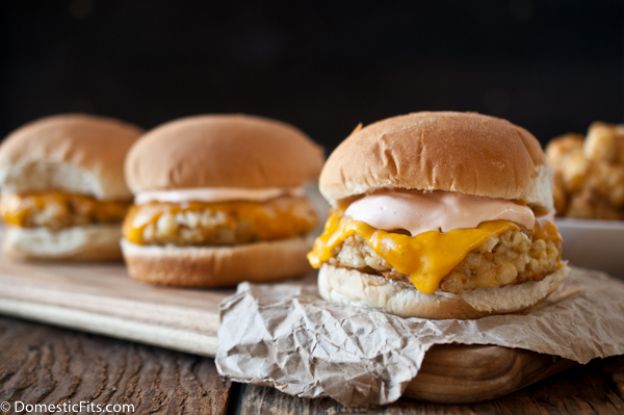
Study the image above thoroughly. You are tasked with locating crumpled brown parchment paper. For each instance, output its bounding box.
[216,267,624,407]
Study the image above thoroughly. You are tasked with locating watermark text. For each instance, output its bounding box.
[1,400,135,414]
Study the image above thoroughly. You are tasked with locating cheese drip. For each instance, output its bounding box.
[307,211,518,294]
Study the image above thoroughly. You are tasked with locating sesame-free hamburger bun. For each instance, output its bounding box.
[122,114,324,286]
[310,112,567,319]
[320,111,553,212]
[0,114,143,260]
[4,225,124,261]
[125,114,324,192]
[0,113,142,199]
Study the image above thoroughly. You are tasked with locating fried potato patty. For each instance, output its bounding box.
[329,227,562,294]
[0,192,130,230]
[123,196,318,246]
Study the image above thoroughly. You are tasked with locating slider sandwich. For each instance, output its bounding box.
[0,114,142,260]
[308,112,568,319]
[122,114,324,286]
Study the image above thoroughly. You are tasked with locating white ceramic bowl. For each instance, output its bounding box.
[556,218,624,278]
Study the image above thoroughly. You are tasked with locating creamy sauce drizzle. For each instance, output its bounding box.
[135,187,305,204]
[344,191,537,235]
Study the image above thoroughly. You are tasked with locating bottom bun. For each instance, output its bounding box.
[3,225,122,261]
[121,237,312,287]
[318,264,569,319]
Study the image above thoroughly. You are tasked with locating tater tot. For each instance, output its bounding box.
[548,122,624,220]
[552,172,568,215]
[615,125,624,164]
[560,152,590,192]
[546,134,584,164]
[584,122,618,163]
[589,162,624,206]
[567,189,624,220]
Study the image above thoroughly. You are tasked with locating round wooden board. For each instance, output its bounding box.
[404,343,575,403]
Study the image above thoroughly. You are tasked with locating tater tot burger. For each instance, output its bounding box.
[0,114,142,260]
[122,114,324,287]
[308,112,568,319]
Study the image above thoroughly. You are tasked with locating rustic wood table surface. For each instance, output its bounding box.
[1,316,623,415]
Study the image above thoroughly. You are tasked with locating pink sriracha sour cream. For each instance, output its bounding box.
[344,191,537,235]
[135,186,305,205]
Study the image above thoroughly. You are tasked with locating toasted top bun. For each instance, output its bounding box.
[125,114,324,192]
[0,114,143,200]
[320,112,552,212]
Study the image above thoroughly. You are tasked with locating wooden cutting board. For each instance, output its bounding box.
[0,258,574,404]
[0,259,226,356]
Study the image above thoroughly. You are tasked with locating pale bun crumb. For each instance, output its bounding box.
[318,264,569,319]
[121,237,312,287]
[3,225,122,261]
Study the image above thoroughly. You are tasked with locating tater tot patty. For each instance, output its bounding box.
[329,227,562,294]
[123,196,318,246]
[0,192,130,230]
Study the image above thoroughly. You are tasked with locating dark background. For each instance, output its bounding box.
[1,0,623,151]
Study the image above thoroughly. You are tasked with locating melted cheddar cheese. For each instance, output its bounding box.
[122,197,318,245]
[307,211,521,294]
[0,191,129,229]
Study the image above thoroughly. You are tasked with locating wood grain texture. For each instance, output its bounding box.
[0,317,232,415]
[2,316,624,414]
[0,259,229,356]
[405,344,574,403]
[0,258,586,405]
[237,357,624,415]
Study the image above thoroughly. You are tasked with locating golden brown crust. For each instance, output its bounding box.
[546,133,584,164]
[320,112,552,211]
[3,225,123,261]
[546,124,624,219]
[0,114,143,199]
[330,227,561,294]
[125,114,324,192]
[121,237,312,287]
